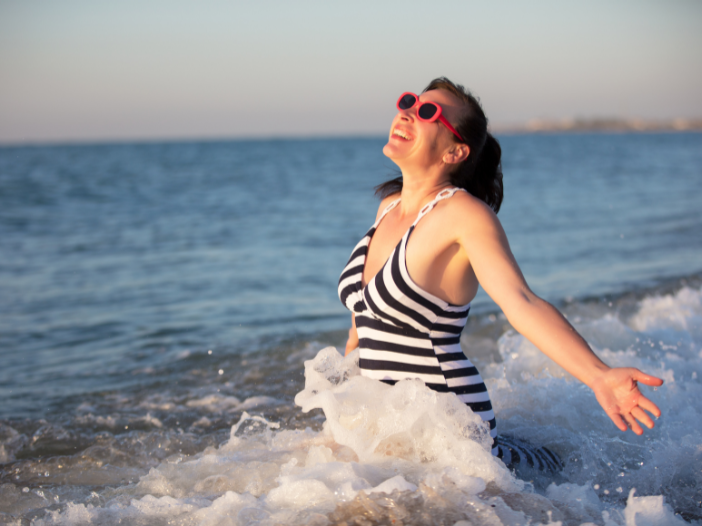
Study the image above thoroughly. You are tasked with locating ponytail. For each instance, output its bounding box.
[450,132,503,213]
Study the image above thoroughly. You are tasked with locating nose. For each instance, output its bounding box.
[398,106,414,122]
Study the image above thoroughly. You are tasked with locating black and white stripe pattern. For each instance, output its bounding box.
[338,188,499,454]
[496,435,563,473]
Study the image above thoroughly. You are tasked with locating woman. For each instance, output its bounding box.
[338,77,662,466]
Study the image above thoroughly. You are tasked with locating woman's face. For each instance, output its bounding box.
[382,89,465,170]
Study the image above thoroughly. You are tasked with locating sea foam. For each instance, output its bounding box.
[11,287,702,525]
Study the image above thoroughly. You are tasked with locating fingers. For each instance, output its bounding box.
[632,370,664,387]
[599,368,664,435]
[608,412,628,433]
[637,395,661,419]
[623,413,643,435]
[631,406,655,430]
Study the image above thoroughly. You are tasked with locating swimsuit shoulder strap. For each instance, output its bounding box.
[374,197,401,227]
[412,187,466,227]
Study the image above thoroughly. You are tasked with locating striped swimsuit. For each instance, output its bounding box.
[338,187,563,471]
[337,187,499,454]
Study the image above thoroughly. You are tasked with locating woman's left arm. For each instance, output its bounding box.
[457,199,663,435]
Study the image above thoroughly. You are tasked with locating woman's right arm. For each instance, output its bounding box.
[345,313,358,356]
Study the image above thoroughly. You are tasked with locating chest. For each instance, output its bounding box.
[362,212,454,287]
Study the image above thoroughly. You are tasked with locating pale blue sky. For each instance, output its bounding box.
[1,0,700,143]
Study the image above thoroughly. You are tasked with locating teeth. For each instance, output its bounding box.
[393,129,411,140]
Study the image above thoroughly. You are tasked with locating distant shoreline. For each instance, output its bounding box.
[2,119,702,147]
[493,117,702,134]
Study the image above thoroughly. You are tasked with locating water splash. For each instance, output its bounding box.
[3,286,701,524]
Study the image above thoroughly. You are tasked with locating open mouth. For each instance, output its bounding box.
[392,128,412,141]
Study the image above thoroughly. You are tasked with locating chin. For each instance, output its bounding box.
[382,141,402,160]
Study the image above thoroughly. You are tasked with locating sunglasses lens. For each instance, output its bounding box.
[398,93,417,110]
[417,103,438,120]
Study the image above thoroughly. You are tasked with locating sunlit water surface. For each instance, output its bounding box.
[1,133,701,524]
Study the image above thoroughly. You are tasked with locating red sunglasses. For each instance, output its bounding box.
[396,92,465,143]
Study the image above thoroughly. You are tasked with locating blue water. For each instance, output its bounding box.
[0,132,701,523]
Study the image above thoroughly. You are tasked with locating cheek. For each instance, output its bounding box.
[422,129,444,152]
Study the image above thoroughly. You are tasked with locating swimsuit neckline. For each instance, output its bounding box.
[360,189,471,310]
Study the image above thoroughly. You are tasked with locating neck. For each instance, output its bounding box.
[396,166,453,217]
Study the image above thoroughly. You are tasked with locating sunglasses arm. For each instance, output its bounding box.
[437,115,464,143]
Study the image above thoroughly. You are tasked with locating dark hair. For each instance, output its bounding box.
[375,77,504,213]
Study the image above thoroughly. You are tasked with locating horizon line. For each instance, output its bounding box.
[2,117,702,148]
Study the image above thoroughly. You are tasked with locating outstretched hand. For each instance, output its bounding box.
[590,368,663,435]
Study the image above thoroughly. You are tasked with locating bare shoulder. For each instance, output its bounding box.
[374,192,401,221]
[439,190,503,236]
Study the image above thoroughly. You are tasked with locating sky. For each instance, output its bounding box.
[1,0,701,144]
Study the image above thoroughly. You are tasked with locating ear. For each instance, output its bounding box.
[443,144,470,165]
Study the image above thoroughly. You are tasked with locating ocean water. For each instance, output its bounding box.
[0,133,701,525]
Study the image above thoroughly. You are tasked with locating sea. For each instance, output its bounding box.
[0,132,701,525]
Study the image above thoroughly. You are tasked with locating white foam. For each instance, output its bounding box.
[294,347,514,490]
[368,474,417,494]
[156,393,281,413]
[0,423,27,463]
[185,394,242,411]
[73,414,119,428]
[629,286,702,333]
[624,489,688,525]
[139,413,163,428]
[237,395,280,410]
[28,285,702,524]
